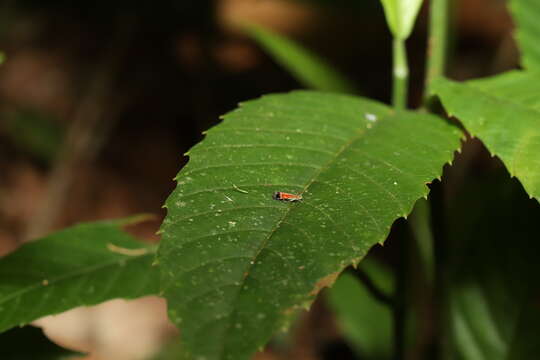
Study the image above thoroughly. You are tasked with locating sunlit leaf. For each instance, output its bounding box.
[158,90,461,360]
[0,217,159,333]
[509,0,540,71]
[432,71,540,200]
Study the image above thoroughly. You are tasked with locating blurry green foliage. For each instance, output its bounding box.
[5,110,63,163]
[327,258,393,359]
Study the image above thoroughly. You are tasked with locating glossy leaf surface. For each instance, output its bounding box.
[159,91,461,360]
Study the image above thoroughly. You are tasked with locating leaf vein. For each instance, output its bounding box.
[172,229,272,252]
[341,165,407,215]
[177,184,305,200]
[216,116,384,358]
[215,127,349,142]
[169,205,285,224]
[197,144,336,156]
[182,162,322,177]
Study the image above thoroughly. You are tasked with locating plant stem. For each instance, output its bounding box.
[401,2,451,358]
[390,37,409,359]
[416,0,451,281]
[391,38,407,358]
[394,234,407,359]
[425,0,449,98]
[392,38,409,109]
[409,198,435,284]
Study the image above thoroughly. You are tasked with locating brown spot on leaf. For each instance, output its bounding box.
[309,270,341,297]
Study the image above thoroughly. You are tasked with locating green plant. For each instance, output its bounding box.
[2,0,540,359]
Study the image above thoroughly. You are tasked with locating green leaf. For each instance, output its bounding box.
[326,258,393,359]
[245,24,357,93]
[509,0,540,71]
[379,0,424,39]
[443,155,540,360]
[432,71,540,200]
[0,326,85,360]
[158,90,461,360]
[0,217,159,333]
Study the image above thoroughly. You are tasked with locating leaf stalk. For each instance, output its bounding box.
[425,0,449,98]
[392,38,409,109]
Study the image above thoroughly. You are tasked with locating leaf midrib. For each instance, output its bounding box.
[217,117,389,358]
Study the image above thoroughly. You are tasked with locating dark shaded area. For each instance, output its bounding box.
[0,326,84,359]
[440,139,540,358]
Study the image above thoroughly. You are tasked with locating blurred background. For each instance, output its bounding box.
[0,0,520,359]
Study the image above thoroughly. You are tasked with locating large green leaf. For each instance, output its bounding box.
[327,258,393,359]
[245,24,357,93]
[509,0,540,71]
[432,72,540,200]
[0,217,159,333]
[442,151,540,360]
[158,90,461,360]
[379,0,424,39]
[0,326,84,360]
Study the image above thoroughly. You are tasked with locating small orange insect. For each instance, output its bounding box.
[272,192,303,202]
